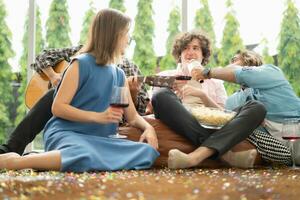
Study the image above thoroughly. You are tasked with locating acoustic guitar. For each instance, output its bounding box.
[25,60,69,109]
[25,60,176,109]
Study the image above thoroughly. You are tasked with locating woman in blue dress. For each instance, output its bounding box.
[0,9,159,172]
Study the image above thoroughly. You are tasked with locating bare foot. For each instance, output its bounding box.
[0,152,21,169]
[168,149,194,169]
[222,149,257,168]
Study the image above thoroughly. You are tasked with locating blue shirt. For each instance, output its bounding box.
[225,64,300,122]
[44,53,125,137]
[43,53,159,172]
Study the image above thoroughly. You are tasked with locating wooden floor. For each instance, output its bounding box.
[1,167,300,200]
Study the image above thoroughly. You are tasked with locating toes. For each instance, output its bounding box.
[168,149,179,169]
[168,149,178,157]
[0,153,20,169]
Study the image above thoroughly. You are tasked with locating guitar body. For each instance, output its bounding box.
[25,60,68,109]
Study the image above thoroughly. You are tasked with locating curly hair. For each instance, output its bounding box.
[231,50,263,66]
[172,31,211,66]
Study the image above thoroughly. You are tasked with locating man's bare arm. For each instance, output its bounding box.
[192,64,242,83]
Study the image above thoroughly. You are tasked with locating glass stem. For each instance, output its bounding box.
[290,141,296,168]
[116,123,119,136]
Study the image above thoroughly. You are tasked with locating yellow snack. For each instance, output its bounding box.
[190,106,235,126]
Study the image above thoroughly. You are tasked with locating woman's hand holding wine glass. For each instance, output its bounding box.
[102,107,124,124]
[108,86,129,139]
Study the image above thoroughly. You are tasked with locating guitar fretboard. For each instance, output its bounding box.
[138,75,176,88]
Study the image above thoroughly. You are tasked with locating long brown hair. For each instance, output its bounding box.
[81,9,131,65]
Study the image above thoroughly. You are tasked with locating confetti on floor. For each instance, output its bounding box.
[0,167,300,200]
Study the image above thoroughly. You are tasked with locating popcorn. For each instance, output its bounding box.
[190,106,236,126]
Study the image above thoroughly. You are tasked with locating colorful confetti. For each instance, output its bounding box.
[0,167,299,199]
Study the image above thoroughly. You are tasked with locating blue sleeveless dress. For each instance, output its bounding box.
[43,54,159,172]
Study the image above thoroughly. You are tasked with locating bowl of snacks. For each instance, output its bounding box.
[189,106,236,129]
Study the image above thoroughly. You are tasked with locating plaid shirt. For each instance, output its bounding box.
[30,45,149,115]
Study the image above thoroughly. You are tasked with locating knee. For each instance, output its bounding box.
[246,100,267,120]
[151,88,173,108]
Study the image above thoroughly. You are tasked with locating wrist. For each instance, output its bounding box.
[197,89,206,98]
[42,67,55,76]
[202,67,211,79]
[209,68,214,79]
[145,125,155,131]
[48,72,57,78]
[91,112,103,124]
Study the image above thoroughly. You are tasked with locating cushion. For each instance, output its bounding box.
[119,116,259,168]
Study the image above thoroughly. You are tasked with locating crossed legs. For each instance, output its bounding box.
[152,88,266,169]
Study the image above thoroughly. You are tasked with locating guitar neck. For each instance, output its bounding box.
[137,75,175,88]
[137,75,146,83]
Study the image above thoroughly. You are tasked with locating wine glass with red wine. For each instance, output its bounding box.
[282,118,300,169]
[108,86,129,139]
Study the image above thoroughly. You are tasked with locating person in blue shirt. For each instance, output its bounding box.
[225,58,300,123]
[0,8,159,172]
[192,50,300,167]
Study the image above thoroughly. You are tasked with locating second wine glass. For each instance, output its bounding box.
[108,86,129,139]
[282,118,300,169]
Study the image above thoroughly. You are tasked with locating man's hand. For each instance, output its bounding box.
[191,67,205,81]
[127,76,141,105]
[180,84,204,98]
[49,72,62,87]
[139,127,159,150]
[42,67,62,87]
[173,80,188,97]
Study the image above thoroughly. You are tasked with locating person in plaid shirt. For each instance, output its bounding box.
[0,46,150,155]
[32,45,149,114]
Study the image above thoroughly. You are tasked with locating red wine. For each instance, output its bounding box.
[282,136,300,141]
[110,103,129,108]
[175,75,192,80]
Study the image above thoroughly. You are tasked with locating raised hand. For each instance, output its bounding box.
[191,67,205,81]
